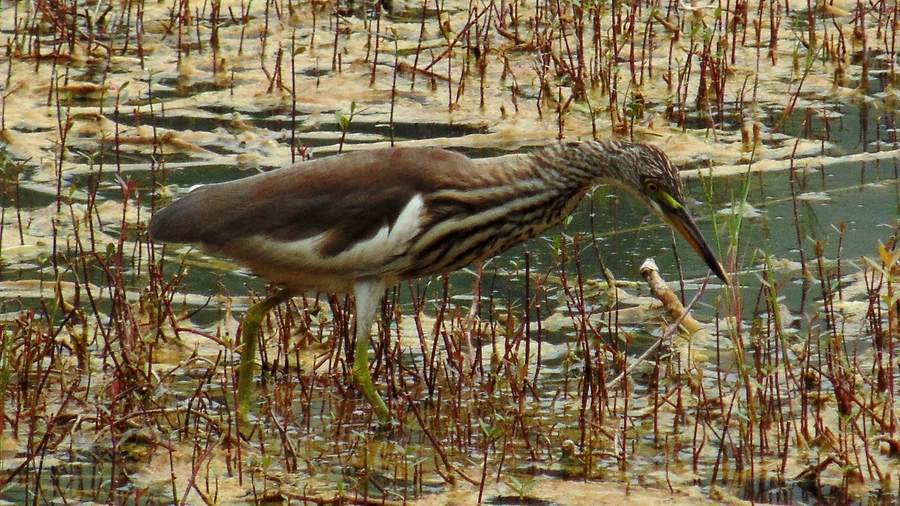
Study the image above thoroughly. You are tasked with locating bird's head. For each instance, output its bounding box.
[582,141,731,285]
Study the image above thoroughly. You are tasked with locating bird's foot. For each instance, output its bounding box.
[236,288,293,422]
[373,416,396,440]
[352,360,394,427]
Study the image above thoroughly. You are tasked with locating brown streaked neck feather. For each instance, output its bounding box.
[530,140,650,185]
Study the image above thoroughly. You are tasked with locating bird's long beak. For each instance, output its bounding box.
[660,198,731,285]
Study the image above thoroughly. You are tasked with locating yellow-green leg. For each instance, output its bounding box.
[236,282,392,427]
[237,288,292,420]
[352,280,392,426]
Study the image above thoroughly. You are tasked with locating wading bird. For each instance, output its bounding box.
[149,140,730,425]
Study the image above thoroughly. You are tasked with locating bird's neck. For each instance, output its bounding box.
[528,140,628,189]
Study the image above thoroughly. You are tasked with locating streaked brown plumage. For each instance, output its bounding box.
[149,139,729,425]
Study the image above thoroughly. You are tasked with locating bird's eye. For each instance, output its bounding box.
[644,180,659,193]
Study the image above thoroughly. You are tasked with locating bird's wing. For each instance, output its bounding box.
[149,148,479,277]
